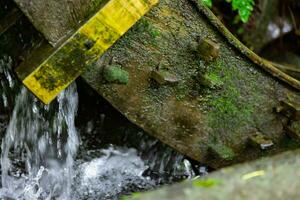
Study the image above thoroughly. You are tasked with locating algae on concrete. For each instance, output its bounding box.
[12,0,300,168]
[103,65,129,84]
[123,150,300,200]
[81,0,300,168]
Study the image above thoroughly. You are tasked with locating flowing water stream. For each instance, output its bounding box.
[0,56,206,200]
[0,56,79,199]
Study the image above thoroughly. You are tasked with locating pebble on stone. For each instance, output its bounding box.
[248,132,274,150]
[151,70,180,85]
[196,38,220,62]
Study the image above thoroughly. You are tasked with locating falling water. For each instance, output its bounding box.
[0,56,79,199]
[0,56,207,200]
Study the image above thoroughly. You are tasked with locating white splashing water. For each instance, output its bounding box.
[0,56,204,200]
[0,58,79,200]
[73,146,155,200]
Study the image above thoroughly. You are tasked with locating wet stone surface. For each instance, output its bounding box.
[0,62,207,200]
[71,79,209,199]
[124,149,300,200]
[82,0,300,168]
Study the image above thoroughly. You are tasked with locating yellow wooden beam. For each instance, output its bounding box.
[16,0,158,104]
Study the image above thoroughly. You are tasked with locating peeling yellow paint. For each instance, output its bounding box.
[19,0,159,104]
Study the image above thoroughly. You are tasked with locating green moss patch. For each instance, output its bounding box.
[193,178,222,188]
[206,59,260,137]
[103,65,129,84]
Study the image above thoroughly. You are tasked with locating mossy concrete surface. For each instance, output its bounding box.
[13,0,300,167]
[123,149,300,200]
[82,0,300,167]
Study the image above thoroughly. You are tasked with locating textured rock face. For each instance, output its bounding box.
[123,149,300,200]
[12,0,300,168]
[81,0,300,167]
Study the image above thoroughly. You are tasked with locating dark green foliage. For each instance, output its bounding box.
[231,0,255,23]
[201,0,254,23]
[202,0,212,7]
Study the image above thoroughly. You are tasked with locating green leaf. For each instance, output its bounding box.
[231,0,254,23]
[201,0,212,8]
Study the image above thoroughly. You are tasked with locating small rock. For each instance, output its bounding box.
[248,132,274,150]
[151,70,180,85]
[195,38,220,61]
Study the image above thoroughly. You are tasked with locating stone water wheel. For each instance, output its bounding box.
[1,0,300,168]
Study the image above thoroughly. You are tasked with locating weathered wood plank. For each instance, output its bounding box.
[16,0,158,104]
[14,0,108,45]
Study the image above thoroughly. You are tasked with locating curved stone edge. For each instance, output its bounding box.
[82,0,300,168]
[191,0,300,90]
[122,149,300,200]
